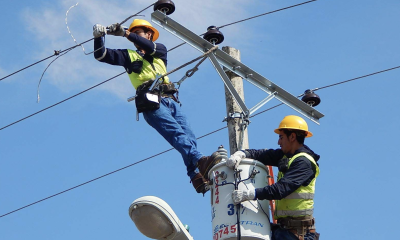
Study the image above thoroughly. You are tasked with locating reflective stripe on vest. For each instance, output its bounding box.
[275,152,319,219]
[284,192,314,200]
[126,49,170,89]
[276,208,314,217]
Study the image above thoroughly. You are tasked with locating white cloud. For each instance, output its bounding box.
[22,0,262,100]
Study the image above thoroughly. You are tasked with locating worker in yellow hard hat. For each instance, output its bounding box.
[227,115,321,240]
[92,19,220,194]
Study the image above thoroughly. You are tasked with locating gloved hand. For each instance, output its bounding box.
[232,189,256,205]
[226,151,246,169]
[107,23,126,37]
[93,24,107,38]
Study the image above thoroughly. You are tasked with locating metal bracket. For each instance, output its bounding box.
[151,11,324,124]
[208,53,249,116]
[222,112,242,122]
[249,91,277,116]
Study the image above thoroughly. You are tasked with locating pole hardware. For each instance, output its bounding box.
[151,10,324,124]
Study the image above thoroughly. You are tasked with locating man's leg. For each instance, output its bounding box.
[271,227,299,240]
[168,99,223,180]
[143,98,202,179]
[304,232,320,240]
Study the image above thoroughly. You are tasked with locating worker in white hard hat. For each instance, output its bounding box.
[92,20,220,194]
[227,115,321,240]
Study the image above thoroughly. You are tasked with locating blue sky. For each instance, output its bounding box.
[1,0,399,239]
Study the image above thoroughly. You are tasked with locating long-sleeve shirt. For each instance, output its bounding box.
[93,33,168,72]
[243,145,320,201]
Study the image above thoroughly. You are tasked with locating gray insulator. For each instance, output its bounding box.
[216,145,228,161]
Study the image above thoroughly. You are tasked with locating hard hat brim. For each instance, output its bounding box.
[274,128,313,138]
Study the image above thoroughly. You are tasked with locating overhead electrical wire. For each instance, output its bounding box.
[0,46,217,132]
[168,0,319,52]
[0,72,125,131]
[0,2,155,83]
[1,64,399,218]
[1,0,399,218]
[0,0,318,82]
[1,64,399,132]
[218,0,318,29]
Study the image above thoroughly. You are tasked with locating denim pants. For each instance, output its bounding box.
[143,98,203,179]
[272,227,319,240]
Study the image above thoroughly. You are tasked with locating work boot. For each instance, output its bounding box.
[197,152,223,180]
[191,173,209,194]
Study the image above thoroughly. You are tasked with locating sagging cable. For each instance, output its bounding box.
[37,3,153,102]
[37,49,73,103]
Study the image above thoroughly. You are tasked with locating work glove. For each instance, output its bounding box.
[232,189,256,205]
[93,24,107,38]
[107,23,126,37]
[226,151,246,169]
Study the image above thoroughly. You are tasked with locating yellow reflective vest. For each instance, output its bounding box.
[275,152,319,219]
[127,49,170,89]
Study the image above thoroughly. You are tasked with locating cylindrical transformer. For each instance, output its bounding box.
[209,159,271,240]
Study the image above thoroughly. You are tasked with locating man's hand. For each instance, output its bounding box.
[93,24,107,38]
[226,151,246,169]
[232,189,255,205]
[107,23,125,37]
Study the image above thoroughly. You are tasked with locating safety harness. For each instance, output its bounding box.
[126,46,218,120]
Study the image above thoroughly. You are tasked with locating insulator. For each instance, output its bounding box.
[203,26,224,45]
[216,145,228,161]
[301,89,321,107]
[154,0,175,15]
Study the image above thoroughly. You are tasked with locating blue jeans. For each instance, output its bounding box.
[272,226,319,240]
[143,98,203,179]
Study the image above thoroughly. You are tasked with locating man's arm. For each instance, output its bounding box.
[125,32,167,59]
[243,148,284,167]
[93,37,130,66]
[255,157,315,200]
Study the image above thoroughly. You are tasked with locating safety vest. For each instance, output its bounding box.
[127,49,170,89]
[275,152,319,219]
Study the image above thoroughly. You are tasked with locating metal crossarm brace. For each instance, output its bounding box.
[151,11,324,124]
[208,53,249,116]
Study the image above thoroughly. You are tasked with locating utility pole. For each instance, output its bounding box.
[222,46,249,154]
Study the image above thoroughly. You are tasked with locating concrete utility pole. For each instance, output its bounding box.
[222,46,249,154]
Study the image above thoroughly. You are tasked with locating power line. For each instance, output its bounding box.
[218,0,318,29]
[1,64,399,132]
[0,124,229,218]
[0,41,91,82]
[0,1,318,81]
[0,147,175,218]
[313,65,400,91]
[0,47,215,132]
[1,63,399,218]
[0,72,125,131]
[168,0,319,52]
[0,0,398,218]
[0,3,154,83]
[0,118,261,218]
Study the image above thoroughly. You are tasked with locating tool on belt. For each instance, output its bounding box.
[127,74,179,120]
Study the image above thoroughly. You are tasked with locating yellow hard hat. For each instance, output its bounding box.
[128,19,159,41]
[274,115,313,138]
